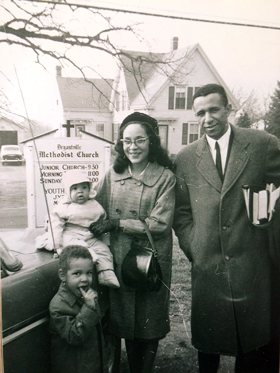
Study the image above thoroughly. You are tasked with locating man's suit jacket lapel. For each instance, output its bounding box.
[222,126,250,194]
[196,136,222,192]
[195,126,251,193]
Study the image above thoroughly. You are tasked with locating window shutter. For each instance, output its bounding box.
[168,86,175,109]
[189,123,199,143]
[96,123,104,132]
[182,123,189,145]
[187,87,193,110]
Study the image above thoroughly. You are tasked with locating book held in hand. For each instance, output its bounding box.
[242,183,280,226]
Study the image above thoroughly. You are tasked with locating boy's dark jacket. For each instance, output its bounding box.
[49,283,108,373]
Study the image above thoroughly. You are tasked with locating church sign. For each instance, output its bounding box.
[23,134,112,228]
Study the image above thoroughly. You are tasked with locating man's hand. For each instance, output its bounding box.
[80,288,98,310]
[89,219,119,236]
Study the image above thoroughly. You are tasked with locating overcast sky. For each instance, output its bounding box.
[1,0,280,124]
[103,0,280,96]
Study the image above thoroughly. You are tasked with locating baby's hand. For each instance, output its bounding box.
[80,288,98,310]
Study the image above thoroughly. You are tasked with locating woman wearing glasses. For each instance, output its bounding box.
[90,112,176,373]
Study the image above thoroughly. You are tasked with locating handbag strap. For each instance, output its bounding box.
[142,221,157,255]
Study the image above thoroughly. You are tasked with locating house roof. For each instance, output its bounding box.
[119,50,166,103]
[21,129,58,143]
[56,77,114,111]
[119,44,238,109]
[21,129,115,144]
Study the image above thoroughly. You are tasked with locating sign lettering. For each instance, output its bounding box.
[25,137,110,227]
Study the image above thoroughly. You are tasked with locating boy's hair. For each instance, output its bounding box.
[59,245,92,272]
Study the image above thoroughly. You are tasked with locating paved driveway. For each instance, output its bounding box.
[0,163,27,229]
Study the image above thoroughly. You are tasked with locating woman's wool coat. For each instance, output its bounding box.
[95,162,176,340]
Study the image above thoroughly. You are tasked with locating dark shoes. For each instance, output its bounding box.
[0,242,23,272]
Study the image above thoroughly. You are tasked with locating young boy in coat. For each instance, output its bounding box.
[36,169,119,288]
[49,245,108,373]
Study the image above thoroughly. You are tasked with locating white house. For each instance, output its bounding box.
[113,40,239,156]
[56,66,114,141]
[55,40,239,156]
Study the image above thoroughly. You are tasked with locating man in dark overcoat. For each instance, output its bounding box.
[173,83,280,372]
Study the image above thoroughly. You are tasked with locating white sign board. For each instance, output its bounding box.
[25,137,111,228]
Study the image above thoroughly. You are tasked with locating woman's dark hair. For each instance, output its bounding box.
[59,245,92,272]
[113,120,174,173]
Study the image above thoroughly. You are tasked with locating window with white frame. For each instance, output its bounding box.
[182,123,200,145]
[71,120,104,138]
[175,87,186,109]
[71,120,91,136]
[96,123,104,138]
[75,124,85,136]
[168,86,200,110]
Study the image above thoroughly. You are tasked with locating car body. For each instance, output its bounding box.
[1,229,111,373]
[1,145,24,165]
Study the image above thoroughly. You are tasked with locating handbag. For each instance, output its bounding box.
[121,222,162,292]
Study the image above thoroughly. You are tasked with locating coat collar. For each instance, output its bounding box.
[112,162,165,187]
[58,282,82,307]
[196,125,251,193]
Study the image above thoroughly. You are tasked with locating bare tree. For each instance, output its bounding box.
[1,1,134,68]
[0,0,187,113]
[232,86,265,124]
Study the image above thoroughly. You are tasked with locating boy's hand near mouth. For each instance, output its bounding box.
[80,287,98,310]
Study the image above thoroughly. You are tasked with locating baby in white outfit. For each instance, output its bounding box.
[36,169,119,289]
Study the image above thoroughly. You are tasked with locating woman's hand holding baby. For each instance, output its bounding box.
[89,219,119,235]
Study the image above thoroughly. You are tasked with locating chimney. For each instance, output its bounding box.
[171,37,178,51]
[56,66,62,77]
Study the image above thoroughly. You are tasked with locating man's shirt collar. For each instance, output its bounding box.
[206,124,231,151]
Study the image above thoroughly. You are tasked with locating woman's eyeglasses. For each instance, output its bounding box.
[120,137,150,147]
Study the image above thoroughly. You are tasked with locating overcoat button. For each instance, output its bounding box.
[116,209,121,214]
[222,226,227,230]
[225,255,230,261]
[137,182,142,186]
[120,180,125,185]
[130,210,137,216]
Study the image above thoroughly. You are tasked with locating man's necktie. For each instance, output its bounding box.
[215,141,223,181]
